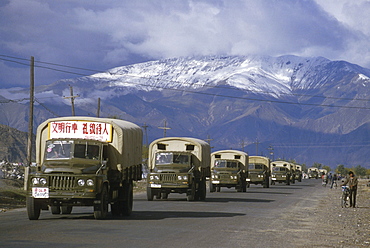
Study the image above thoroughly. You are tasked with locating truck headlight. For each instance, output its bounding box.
[230,175,237,180]
[150,175,160,180]
[272,175,276,178]
[183,175,188,181]
[77,179,85,186]
[86,179,94,186]
[40,178,47,185]
[31,178,39,185]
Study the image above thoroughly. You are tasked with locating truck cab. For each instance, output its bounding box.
[271,161,292,185]
[209,150,248,192]
[147,137,210,201]
[246,156,271,188]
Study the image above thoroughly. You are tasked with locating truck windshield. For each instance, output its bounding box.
[249,163,264,170]
[214,160,238,168]
[155,153,189,165]
[45,140,72,159]
[272,167,287,172]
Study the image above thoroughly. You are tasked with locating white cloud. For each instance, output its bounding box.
[1,0,370,87]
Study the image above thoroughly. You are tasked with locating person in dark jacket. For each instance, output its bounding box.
[340,171,359,208]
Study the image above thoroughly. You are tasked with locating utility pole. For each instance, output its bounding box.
[205,135,214,149]
[97,97,100,117]
[240,139,245,152]
[254,138,260,155]
[63,85,79,116]
[26,56,34,166]
[268,145,274,161]
[142,123,149,148]
[158,120,171,137]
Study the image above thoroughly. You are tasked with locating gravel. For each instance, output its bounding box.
[300,179,370,247]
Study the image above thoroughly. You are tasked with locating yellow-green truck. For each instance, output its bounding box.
[209,150,248,192]
[147,137,210,201]
[25,117,142,220]
[246,156,271,188]
[307,167,319,179]
[271,160,292,185]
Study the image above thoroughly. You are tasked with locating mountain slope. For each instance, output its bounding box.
[0,55,369,167]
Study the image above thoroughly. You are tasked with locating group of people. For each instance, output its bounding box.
[322,171,359,208]
[321,172,339,188]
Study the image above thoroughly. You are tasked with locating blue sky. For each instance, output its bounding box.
[1,0,370,87]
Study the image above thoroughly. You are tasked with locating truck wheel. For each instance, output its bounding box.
[27,197,41,220]
[61,206,72,214]
[51,206,61,215]
[209,181,215,193]
[94,185,109,220]
[146,187,154,201]
[161,192,168,199]
[286,178,290,185]
[198,181,206,201]
[216,186,221,192]
[187,183,196,201]
[122,181,133,216]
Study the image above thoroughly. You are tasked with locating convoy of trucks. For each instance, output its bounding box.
[246,156,271,188]
[24,116,314,220]
[25,117,143,220]
[209,150,248,192]
[146,137,211,201]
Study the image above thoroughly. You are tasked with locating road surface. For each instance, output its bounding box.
[0,179,324,248]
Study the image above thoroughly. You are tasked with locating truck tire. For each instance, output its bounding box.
[187,183,196,201]
[27,197,41,220]
[286,177,290,185]
[94,185,109,220]
[61,206,72,214]
[161,192,168,199]
[216,186,221,192]
[122,181,133,216]
[51,206,61,215]
[242,181,247,192]
[146,187,154,201]
[198,181,206,201]
[209,181,215,193]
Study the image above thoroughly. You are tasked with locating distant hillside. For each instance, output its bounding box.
[0,124,34,163]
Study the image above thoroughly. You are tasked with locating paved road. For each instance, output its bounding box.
[0,179,325,248]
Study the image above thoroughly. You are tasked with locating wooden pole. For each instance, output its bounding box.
[26,56,34,166]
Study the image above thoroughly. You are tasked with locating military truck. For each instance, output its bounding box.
[295,164,303,182]
[307,167,319,179]
[147,137,210,201]
[209,150,248,192]
[246,156,270,188]
[271,161,292,185]
[25,117,142,220]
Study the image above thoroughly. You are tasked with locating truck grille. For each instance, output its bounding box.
[50,176,76,190]
[160,174,176,182]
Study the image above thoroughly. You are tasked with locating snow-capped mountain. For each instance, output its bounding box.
[0,55,369,167]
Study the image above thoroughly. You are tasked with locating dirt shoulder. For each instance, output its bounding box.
[301,179,370,247]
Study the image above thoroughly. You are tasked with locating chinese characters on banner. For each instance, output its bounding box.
[48,121,113,142]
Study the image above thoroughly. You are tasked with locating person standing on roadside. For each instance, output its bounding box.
[340,171,358,208]
[330,174,338,189]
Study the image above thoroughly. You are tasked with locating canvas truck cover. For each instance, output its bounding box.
[211,150,248,170]
[35,117,142,169]
[271,160,291,170]
[249,156,270,168]
[149,137,210,170]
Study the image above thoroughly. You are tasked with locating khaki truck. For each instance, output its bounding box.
[209,150,248,192]
[295,164,303,182]
[307,167,319,179]
[25,117,142,220]
[147,137,210,201]
[246,156,270,188]
[271,161,292,185]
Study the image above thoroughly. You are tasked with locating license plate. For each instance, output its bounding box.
[212,180,220,184]
[32,187,49,198]
[272,178,277,180]
[151,184,162,188]
[245,178,251,181]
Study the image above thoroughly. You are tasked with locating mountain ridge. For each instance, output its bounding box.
[0,55,369,167]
